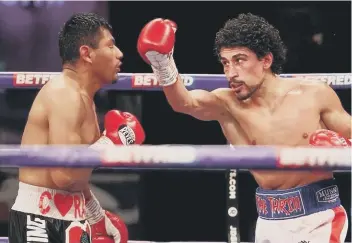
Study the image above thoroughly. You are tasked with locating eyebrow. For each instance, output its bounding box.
[220,53,248,61]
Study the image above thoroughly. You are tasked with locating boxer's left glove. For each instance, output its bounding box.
[86,193,128,243]
[137,18,178,86]
[309,129,351,147]
[91,110,145,149]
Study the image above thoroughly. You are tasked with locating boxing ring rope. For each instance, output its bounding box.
[0,72,351,90]
[1,239,251,243]
[0,145,350,243]
[0,238,350,243]
[0,72,351,243]
[0,145,350,170]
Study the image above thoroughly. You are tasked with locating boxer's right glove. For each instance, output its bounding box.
[137,18,179,86]
[87,110,144,243]
[91,110,145,149]
[86,193,128,243]
[309,129,351,147]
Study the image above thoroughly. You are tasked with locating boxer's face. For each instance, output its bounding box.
[90,28,123,84]
[220,46,271,100]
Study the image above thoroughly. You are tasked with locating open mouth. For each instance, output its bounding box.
[116,62,122,73]
[230,82,244,92]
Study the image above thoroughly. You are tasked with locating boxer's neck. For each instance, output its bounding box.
[250,73,282,108]
[62,65,101,99]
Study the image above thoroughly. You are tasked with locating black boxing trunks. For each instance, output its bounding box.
[9,182,90,243]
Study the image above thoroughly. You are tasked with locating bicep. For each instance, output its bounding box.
[187,89,227,121]
[320,86,352,138]
[48,94,85,144]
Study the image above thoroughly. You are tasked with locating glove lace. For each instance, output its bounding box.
[146,52,178,86]
[86,191,104,224]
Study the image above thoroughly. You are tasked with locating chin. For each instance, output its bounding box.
[108,74,118,84]
[236,93,252,101]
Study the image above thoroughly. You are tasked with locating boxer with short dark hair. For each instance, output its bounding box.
[9,13,145,243]
[137,13,351,243]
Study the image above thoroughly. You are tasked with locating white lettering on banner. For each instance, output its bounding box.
[14,73,57,86]
[132,74,194,87]
[279,148,351,167]
[229,225,238,243]
[228,170,237,199]
[26,215,48,243]
[182,76,194,86]
[132,74,158,87]
[295,74,352,86]
[102,146,197,164]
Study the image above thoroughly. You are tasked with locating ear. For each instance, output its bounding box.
[262,52,273,70]
[79,45,93,64]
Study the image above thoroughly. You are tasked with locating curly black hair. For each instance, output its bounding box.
[214,13,287,74]
[58,13,113,64]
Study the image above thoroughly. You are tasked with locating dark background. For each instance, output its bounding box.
[0,1,350,243]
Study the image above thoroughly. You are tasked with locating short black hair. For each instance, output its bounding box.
[58,12,113,64]
[214,13,287,74]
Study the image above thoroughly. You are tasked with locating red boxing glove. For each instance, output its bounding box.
[137,18,176,64]
[309,129,351,147]
[86,193,128,243]
[92,110,145,148]
[137,18,179,86]
[90,211,128,243]
[104,110,145,145]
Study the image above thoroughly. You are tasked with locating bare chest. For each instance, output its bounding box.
[80,108,100,144]
[223,98,321,146]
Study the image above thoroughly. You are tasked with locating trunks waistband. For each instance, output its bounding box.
[255,179,341,220]
[11,182,86,221]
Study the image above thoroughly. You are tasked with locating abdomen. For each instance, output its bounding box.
[251,170,333,189]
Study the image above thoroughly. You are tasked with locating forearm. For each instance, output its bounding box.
[83,184,93,201]
[163,74,194,111]
[84,186,104,222]
[345,118,351,139]
[343,126,351,139]
[324,117,352,139]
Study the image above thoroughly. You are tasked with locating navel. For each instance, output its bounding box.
[251,140,257,145]
[302,132,308,139]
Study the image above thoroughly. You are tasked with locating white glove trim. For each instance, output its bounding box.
[105,213,122,243]
[85,191,104,224]
[89,136,114,150]
[146,52,178,86]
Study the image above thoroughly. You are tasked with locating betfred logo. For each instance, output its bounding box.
[13,73,58,87]
[292,74,351,86]
[132,74,194,88]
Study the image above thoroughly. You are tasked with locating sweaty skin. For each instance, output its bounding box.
[20,73,100,192]
[163,49,351,190]
[19,27,122,196]
[166,77,351,189]
[162,45,351,190]
[217,79,346,189]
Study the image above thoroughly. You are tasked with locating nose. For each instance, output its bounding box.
[227,63,239,81]
[116,46,123,60]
